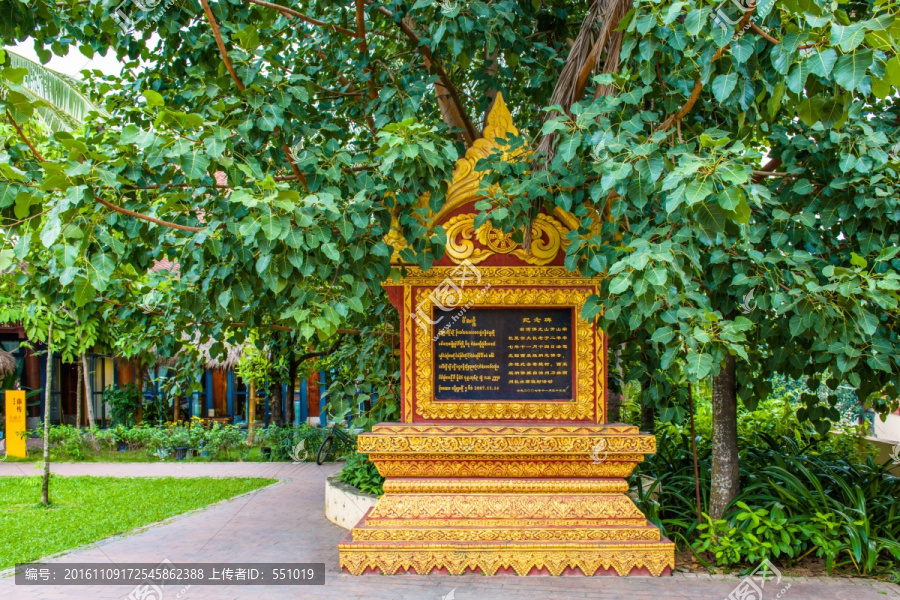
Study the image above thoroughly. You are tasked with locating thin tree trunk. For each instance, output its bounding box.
[75,357,83,428]
[41,322,53,506]
[710,353,740,519]
[640,380,655,433]
[81,352,95,429]
[173,392,181,423]
[247,382,257,444]
[607,344,624,423]
[688,383,702,526]
[134,362,144,425]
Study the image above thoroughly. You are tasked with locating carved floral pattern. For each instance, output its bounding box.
[340,546,675,576]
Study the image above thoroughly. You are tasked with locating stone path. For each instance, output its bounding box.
[1,461,898,600]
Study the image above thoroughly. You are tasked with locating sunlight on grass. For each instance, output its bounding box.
[0,475,275,569]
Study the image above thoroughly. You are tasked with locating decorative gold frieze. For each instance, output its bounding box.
[351,527,661,542]
[371,459,640,479]
[382,478,629,494]
[358,434,656,455]
[372,424,638,435]
[387,265,604,287]
[339,544,675,576]
[367,519,649,528]
[367,494,645,521]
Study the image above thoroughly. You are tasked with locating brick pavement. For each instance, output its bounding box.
[1,461,898,600]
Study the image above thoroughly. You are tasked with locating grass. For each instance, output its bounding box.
[0,475,275,570]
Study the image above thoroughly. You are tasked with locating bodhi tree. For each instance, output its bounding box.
[2,0,898,518]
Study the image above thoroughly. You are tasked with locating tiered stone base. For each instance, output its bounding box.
[339,424,674,576]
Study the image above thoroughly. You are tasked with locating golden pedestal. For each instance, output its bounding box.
[339,424,675,576]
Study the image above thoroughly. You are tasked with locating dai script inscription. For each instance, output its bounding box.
[433,308,573,401]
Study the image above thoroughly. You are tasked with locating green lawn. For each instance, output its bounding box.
[0,476,275,569]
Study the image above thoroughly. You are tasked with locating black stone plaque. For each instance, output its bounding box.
[433,307,574,401]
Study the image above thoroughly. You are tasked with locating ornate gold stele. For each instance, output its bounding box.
[339,93,674,577]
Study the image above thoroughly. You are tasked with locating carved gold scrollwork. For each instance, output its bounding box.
[443,212,570,266]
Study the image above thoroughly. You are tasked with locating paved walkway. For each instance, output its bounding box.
[1,462,898,600]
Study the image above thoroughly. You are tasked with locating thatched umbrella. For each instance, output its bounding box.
[155,338,244,371]
[0,349,17,378]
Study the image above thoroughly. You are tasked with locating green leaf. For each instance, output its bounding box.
[261,212,283,240]
[179,151,211,180]
[685,352,714,379]
[807,49,837,77]
[833,50,873,92]
[830,23,866,52]
[712,72,738,102]
[685,179,714,205]
[143,90,164,107]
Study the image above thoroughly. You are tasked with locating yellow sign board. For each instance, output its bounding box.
[5,390,26,458]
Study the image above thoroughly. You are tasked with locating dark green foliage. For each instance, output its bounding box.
[631,396,900,574]
[104,383,142,426]
[339,452,385,496]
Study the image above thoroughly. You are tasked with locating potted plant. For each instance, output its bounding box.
[168,426,191,460]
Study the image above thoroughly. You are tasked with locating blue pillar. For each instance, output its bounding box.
[227,370,235,419]
[319,370,327,426]
[300,379,308,424]
[205,369,214,417]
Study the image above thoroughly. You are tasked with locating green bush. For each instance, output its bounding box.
[339,452,384,496]
[630,394,900,575]
[104,384,143,427]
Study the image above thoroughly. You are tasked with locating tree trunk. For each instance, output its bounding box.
[710,353,740,519]
[286,359,298,426]
[80,352,96,429]
[607,344,624,422]
[41,322,53,506]
[247,382,257,444]
[75,357,83,428]
[640,380,655,433]
[173,392,181,423]
[134,362,144,425]
[270,381,284,427]
[607,391,623,423]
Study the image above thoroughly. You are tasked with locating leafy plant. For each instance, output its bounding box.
[103,384,142,427]
[339,452,385,496]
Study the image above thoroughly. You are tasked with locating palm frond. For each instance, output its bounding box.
[5,50,106,132]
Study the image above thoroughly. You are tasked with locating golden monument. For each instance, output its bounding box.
[339,94,675,576]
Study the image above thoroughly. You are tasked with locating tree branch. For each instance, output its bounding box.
[7,111,45,162]
[246,0,356,36]
[655,9,755,133]
[95,197,204,232]
[200,0,246,91]
[375,5,477,145]
[355,0,379,103]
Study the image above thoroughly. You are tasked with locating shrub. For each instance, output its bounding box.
[339,452,384,496]
[104,384,143,427]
